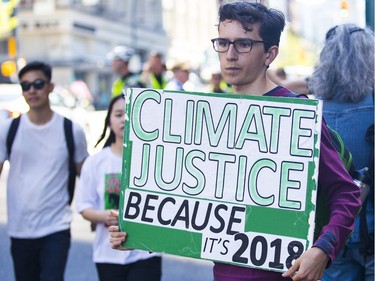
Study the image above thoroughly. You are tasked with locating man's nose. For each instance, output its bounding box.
[226,44,238,60]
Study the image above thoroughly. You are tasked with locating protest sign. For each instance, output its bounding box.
[119,88,322,272]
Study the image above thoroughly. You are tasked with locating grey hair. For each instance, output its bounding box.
[308,24,374,102]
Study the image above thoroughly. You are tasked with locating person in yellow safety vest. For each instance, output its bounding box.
[108,46,145,98]
[141,51,168,89]
[208,71,232,93]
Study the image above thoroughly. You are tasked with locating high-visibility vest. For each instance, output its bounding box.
[111,73,144,98]
[148,73,167,89]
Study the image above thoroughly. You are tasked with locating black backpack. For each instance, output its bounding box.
[360,124,374,257]
[6,115,76,205]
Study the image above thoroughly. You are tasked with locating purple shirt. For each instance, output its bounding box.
[213,87,361,281]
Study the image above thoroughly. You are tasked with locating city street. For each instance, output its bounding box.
[0,110,213,281]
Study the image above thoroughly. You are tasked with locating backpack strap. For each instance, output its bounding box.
[265,86,308,98]
[6,116,21,157]
[63,117,76,205]
[359,124,374,259]
[6,116,76,205]
[327,126,353,172]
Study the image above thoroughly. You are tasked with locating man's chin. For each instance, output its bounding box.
[222,77,237,87]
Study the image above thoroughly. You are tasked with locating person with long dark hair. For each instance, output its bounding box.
[76,95,162,281]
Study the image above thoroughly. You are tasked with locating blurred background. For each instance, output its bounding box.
[0,0,373,113]
[0,1,373,280]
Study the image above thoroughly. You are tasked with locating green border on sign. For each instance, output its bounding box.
[119,88,322,271]
[124,221,203,257]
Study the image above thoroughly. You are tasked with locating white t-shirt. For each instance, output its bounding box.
[76,146,160,264]
[0,113,88,238]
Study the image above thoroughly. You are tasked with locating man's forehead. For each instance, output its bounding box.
[20,70,47,79]
[239,0,267,4]
[218,20,259,34]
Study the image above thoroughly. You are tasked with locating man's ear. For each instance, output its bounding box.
[265,45,279,68]
[48,82,55,93]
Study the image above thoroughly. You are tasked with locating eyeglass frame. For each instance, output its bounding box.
[20,79,49,92]
[211,38,265,53]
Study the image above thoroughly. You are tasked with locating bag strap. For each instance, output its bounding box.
[359,124,374,258]
[265,86,307,98]
[6,116,21,157]
[63,117,76,205]
[6,116,76,205]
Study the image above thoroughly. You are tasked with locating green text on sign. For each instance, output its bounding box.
[119,88,322,273]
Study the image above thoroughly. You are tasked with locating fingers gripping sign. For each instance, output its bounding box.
[282,247,329,281]
[108,210,133,251]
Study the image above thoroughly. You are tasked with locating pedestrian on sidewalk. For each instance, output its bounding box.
[75,95,162,281]
[0,61,88,281]
[141,51,168,90]
[108,46,145,99]
[309,24,374,281]
[165,62,191,91]
[108,2,361,281]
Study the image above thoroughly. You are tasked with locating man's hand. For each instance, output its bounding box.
[282,247,329,281]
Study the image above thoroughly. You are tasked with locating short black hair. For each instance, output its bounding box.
[18,61,52,81]
[218,2,285,51]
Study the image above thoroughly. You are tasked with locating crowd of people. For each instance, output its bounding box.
[0,1,373,281]
[106,43,233,99]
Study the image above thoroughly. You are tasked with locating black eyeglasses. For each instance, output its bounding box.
[20,79,48,91]
[211,38,264,53]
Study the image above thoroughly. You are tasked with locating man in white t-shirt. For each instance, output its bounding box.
[0,61,88,281]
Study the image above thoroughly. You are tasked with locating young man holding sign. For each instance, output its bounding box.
[109,2,361,281]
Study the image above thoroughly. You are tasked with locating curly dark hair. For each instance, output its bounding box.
[217,2,285,51]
